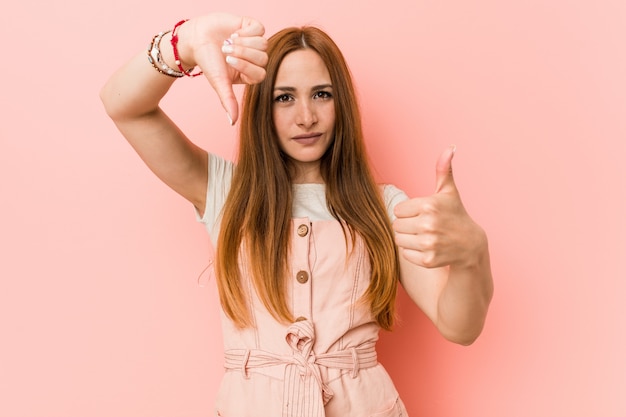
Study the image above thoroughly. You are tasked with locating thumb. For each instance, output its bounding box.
[435,145,457,193]
[192,40,240,124]
[198,53,239,125]
[209,17,264,125]
[212,76,238,125]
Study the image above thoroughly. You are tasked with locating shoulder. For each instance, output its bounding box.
[380,184,409,221]
[208,152,235,178]
[196,153,235,240]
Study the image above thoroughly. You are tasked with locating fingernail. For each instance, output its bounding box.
[226,55,238,66]
[222,44,234,54]
[230,32,239,39]
[450,144,457,154]
[226,112,233,126]
[223,38,233,45]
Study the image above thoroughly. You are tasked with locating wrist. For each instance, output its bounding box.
[147,30,185,78]
[157,31,179,69]
[146,21,202,79]
[451,226,490,271]
[171,19,203,77]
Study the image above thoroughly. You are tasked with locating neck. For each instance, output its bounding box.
[290,161,324,184]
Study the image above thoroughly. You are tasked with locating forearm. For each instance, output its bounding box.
[100,31,181,121]
[99,26,212,210]
[98,14,267,211]
[436,233,494,345]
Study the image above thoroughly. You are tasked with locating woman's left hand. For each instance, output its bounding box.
[393,146,488,269]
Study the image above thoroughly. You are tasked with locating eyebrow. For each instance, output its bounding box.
[273,84,333,93]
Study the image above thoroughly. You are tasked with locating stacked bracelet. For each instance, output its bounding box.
[147,30,185,78]
[147,21,203,79]
[171,19,203,77]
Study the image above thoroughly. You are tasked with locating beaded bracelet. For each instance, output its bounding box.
[147,30,185,78]
[171,19,203,77]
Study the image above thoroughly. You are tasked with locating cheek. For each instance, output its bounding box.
[325,105,336,128]
[272,109,289,135]
[324,100,336,120]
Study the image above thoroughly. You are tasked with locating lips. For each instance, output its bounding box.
[292,133,323,145]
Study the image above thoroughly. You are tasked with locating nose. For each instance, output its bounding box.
[296,101,317,128]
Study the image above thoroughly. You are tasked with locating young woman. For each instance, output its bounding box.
[100,12,493,417]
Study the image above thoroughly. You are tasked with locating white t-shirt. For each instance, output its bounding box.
[196,153,409,245]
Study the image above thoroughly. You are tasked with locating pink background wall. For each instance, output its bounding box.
[2,0,625,416]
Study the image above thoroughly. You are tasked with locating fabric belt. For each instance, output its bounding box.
[223,320,378,417]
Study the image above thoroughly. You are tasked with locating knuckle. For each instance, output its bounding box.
[420,219,435,234]
[258,51,269,67]
[255,68,267,83]
[423,234,439,250]
[421,252,437,268]
[258,37,269,51]
[420,199,435,212]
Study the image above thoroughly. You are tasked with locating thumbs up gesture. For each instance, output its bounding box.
[393,146,486,269]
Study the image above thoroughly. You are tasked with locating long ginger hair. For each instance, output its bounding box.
[215,26,399,330]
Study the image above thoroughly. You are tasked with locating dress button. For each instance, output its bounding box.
[296,270,309,284]
[297,224,309,237]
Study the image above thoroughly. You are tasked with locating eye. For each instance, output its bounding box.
[313,90,333,100]
[274,94,293,103]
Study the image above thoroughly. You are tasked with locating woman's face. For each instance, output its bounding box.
[272,49,336,183]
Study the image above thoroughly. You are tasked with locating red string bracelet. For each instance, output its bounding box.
[171,19,203,77]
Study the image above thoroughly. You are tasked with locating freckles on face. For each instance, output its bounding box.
[271,49,336,175]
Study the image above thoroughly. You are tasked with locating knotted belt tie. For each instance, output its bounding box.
[223,320,378,417]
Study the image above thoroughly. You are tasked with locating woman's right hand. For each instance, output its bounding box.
[99,13,266,212]
[176,13,268,124]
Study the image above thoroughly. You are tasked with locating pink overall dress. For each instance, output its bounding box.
[213,219,408,416]
[199,154,409,416]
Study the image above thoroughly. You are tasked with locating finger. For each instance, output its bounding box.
[393,216,424,235]
[194,45,240,125]
[222,42,269,74]
[394,231,426,251]
[224,54,267,85]
[399,247,442,269]
[207,71,239,125]
[394,198,419,219]
[399,247,422,266]
[228,35,268,54]
[394,195,438,219]
[203,41,266,125]
[435,144,457,194]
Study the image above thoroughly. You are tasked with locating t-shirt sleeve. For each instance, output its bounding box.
[195,153,234,243]
[382,184,409,222]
